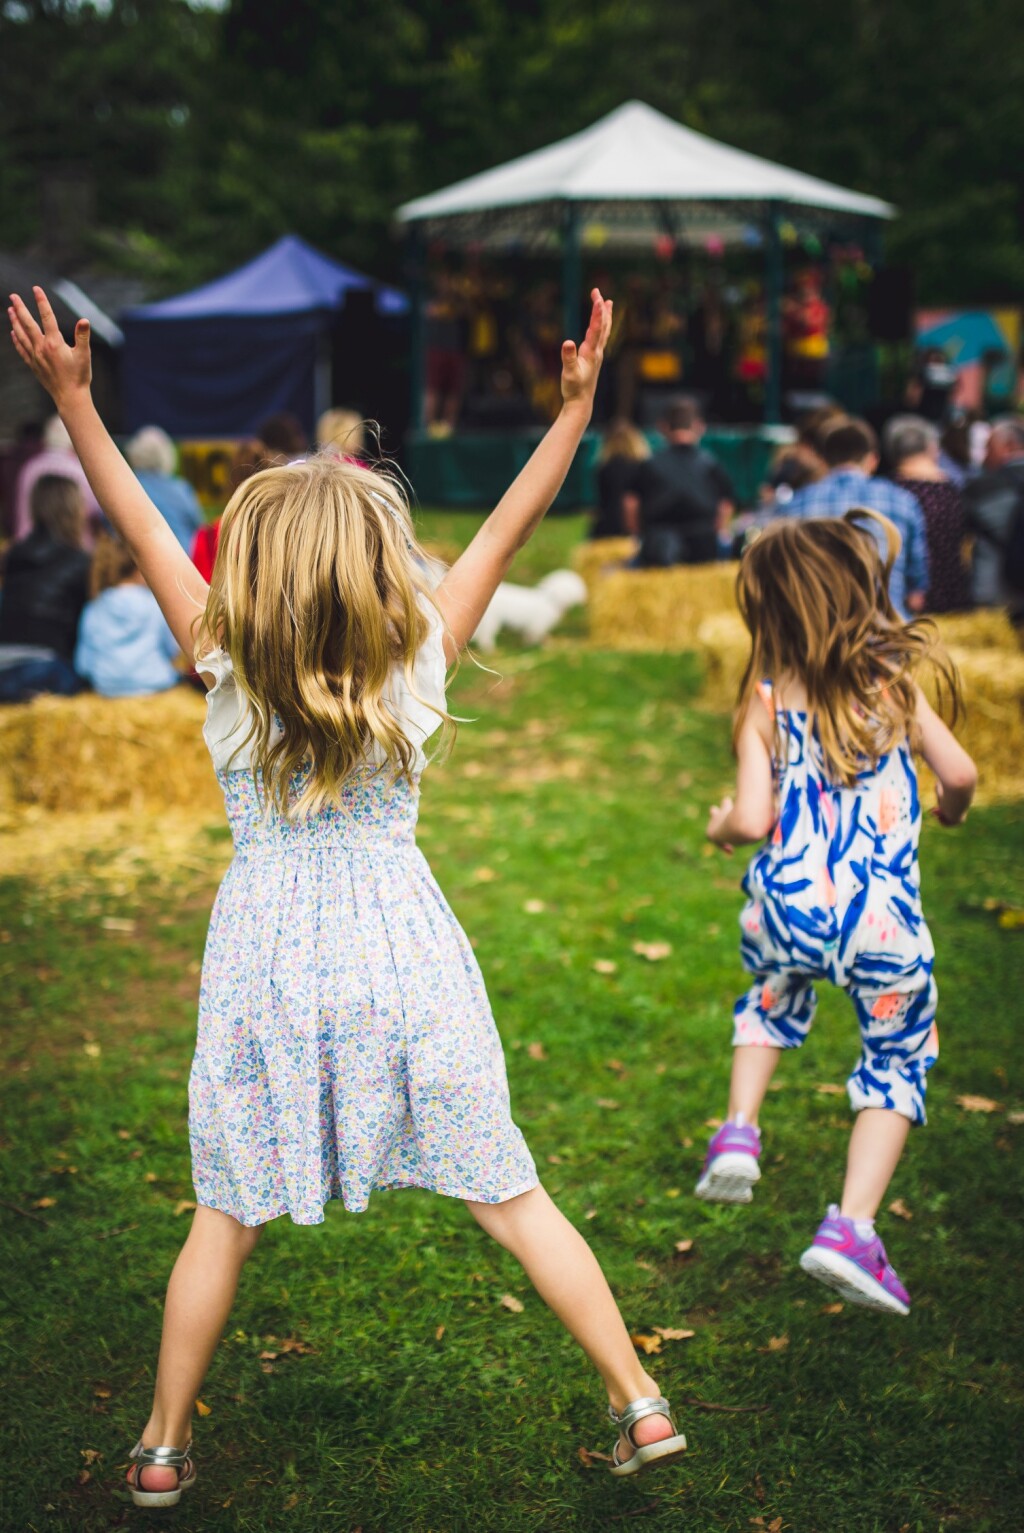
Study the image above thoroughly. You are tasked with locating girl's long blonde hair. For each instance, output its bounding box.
[194,453,452,818]
[734,510,961,785]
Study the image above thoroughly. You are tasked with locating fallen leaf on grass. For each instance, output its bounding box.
[997,907,1024,930]
[592,959,618,975]
[635,1257,655,1271]
[143,1172,158,1183]
[820,1303,844,1315]
[674,1239,694,1255]
[632,941,672,962]
[76,1469,91,1486]
[630,1332,662,1355]
[652,1326,695,1341]
[82,1042,101,1058]
[434,1325,445,1341]
[101,916,136,933]
[704,1117,723,1130]
[956,1094,1001,1113]
[283,1492,301,1511]
[578,1445,615,1469]
[523,899,546,914]
[194,1399,211,1417]
[595,1097,620,1110]
[33,1196,57,1209]
[93,1386,112,1399]
[80,1449,102,1466]
[116,1129,131,1140]
[1007,1111,1024,1125]
[526,1041,548,1061]
[758,1335,789,1354]
[815,1083,845,1096]
[606,1058,628,1077]
[472,866,497,883]
[888,1198,913,1220]
[500,1293,524,1313]
[173,1200,197,1216]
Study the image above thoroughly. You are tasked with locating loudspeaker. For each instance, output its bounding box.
[867,267,914,342]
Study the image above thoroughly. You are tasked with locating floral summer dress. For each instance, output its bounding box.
[189,611,537,1224]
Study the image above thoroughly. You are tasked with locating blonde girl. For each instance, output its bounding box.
[697,512,977,1315]
[10,286,688,1508]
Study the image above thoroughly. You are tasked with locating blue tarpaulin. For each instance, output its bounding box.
[120,236,407,438]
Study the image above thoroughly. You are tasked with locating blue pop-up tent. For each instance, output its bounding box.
[120,235,407,437]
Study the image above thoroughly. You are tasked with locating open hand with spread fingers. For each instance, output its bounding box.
[8,286,92,408]
[560,287,613,412]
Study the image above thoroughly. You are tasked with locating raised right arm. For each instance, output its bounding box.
[9,288,209,659]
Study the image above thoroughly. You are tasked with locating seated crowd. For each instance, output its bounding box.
[1,394,1021,706]
[595,395,1024,622]
[0,410,367,705]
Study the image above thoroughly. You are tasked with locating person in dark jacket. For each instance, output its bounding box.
[623,395,735,566]
[963,416,1024,619]
[0,474,90,700]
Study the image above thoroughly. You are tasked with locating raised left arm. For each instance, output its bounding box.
[434,289,612,660]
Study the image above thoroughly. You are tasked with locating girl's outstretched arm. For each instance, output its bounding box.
[9,287,209,659]
[915,686,977,825]
[434,288,613,660]
[706,702,776,853]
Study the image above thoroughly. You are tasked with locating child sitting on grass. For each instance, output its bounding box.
[75,531,179,697]
[698,511,977,1315]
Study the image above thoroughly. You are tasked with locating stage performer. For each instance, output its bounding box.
[696,511,976,1316]
[9,285,689,1509]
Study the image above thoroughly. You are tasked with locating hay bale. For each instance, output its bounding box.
[932,609,1020,652]
[588,562,741,651]
[921,644,1024,803]
[571,537,638,593]
[0,688,222,816]
[697,612,750,710]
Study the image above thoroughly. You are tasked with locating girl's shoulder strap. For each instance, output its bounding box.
[755,679,775,718]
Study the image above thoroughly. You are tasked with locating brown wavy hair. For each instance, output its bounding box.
[734,510,961,785]
[194,453,452,819]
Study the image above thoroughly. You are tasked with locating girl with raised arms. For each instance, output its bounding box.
[10,285,688,1507]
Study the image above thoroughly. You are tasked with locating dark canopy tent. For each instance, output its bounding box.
[120,236,407,438]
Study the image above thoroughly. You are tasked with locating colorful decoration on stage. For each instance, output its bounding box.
[915,308,1022,410]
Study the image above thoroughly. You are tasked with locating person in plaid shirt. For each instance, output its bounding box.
[785,418,929,614]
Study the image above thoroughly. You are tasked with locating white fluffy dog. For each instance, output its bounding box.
[472,568,587,650]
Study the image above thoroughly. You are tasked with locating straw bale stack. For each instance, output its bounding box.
[933,609,1020,652]
[922,645,1024,803]
[696,612,750,709]
[572,537,638,594]
[0,688,222,817]
[588,561,741,651]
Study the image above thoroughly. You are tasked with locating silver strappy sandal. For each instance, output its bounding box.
[608,1396,688,1477]
[126,1438,196,1508]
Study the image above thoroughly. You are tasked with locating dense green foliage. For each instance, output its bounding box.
[2,0,1021,303]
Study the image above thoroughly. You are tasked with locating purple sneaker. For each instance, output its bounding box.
[799,1206,910,1316]
[694,1120,762,1204]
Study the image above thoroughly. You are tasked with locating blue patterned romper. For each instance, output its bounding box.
[732,685,939,1125]
[188,612,537,1225]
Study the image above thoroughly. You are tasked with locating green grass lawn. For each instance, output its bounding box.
[1,521,1022,1531]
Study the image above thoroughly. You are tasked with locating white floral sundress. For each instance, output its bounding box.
[188,612,537,1225]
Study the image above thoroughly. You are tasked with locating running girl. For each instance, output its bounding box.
[696,512,977,1315]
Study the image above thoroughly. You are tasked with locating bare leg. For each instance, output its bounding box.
[131,1207,263,1492]
[467,1185,675,1453]
[727,1044,783,1124]
[839,1108,911,1222]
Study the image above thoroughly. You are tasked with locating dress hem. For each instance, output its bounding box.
[194,1171,540,1228]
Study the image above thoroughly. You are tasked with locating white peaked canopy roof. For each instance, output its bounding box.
[398,100,894,241]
